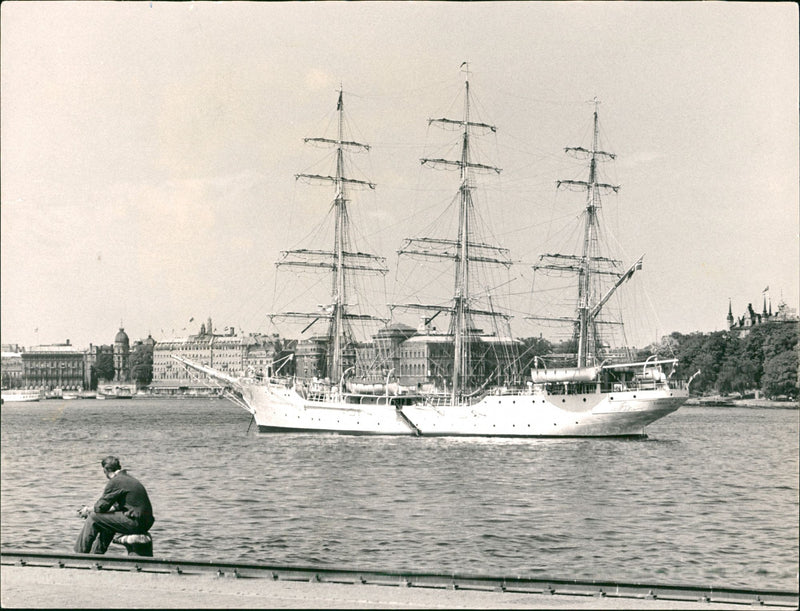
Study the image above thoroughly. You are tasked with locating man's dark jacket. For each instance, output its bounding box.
[94,470,154,529]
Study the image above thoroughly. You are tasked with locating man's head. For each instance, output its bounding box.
[101,455,121,478]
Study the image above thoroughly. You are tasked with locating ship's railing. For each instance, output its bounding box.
[666,378,694,391]
[293,383,404,406]
[264,376,293,388]
[415,377,687,404]
[422,394,454,407]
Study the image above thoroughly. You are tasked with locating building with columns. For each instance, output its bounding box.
[21,341,85,391]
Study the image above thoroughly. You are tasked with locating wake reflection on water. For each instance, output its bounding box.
[1,399,797,590]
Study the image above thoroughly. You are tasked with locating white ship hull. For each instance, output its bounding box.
[402,388,685,437]
[242,383,413,435]
[244,381,686,438]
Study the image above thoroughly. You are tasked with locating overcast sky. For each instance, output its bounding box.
[2,1,797,350]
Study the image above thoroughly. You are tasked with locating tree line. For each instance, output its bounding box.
[649,322,798,399]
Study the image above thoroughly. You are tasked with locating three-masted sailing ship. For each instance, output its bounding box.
[175,76,688,437]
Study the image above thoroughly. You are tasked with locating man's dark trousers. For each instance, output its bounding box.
[74,511,154,554]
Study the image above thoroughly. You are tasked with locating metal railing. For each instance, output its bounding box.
[1,550,797,608]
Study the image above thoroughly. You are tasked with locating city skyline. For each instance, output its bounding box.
[2,2,798,351]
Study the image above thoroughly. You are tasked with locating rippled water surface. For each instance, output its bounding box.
[1,399,797,590]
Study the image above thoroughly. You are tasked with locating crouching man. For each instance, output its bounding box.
[74,455,155,555]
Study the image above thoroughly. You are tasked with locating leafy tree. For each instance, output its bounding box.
[739,325,767,388]
[551,338,577,355]
[668,332,715,393]
[95,351,114,382]
[717,351,759,395]
[129,344,153,387]
[762,323,798,361]
[517,336,554,373]
[762,349,799,399]
[661,322,797,397]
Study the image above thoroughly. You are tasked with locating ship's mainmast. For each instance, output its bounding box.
[273,90,387,386]
[395,67,509,402]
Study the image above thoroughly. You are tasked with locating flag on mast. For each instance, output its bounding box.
[762,286,769,293]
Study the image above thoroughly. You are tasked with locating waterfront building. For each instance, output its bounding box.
[113,327,131,382]
[21,341,85,391]
[352,322,521,392]
[1,350,24,389]
[397,332,520,391]
[151,318,285,394]
[354,323,416,383]
[294,335,332,381]
[83,344,101,389]
[242,334,295,378]
[727,295,799,337]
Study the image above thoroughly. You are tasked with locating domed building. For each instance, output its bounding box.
[113,327,130,382]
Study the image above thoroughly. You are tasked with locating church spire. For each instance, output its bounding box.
[727,298,734,328]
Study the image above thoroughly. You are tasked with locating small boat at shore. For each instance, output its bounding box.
[97,384,135,399]
[1,390,43,403]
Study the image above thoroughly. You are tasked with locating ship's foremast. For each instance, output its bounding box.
[271,90,388,386]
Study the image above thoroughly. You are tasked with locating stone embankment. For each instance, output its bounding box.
[685,397,798,408]
[3,551,796,609]
[0,565,771,610]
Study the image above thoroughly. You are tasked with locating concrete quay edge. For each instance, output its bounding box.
[2,550,797,610]
[0,565,766,610]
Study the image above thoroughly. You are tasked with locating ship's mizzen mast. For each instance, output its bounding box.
[272,90,387,386]
[394,66,508,403]
[532,100,642,368]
